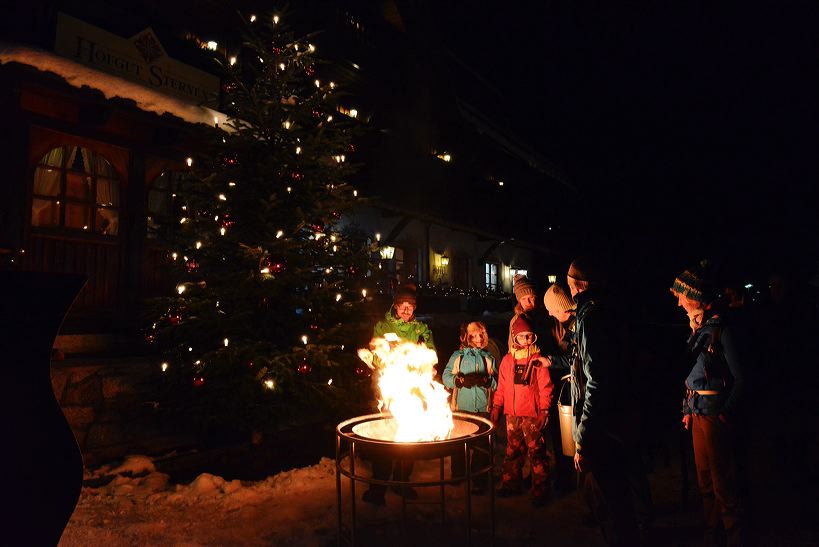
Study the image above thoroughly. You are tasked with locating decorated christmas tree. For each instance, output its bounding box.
[146,12,375,438]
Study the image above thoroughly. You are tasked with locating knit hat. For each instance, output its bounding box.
[393,283,417,306]
[543,283,575,315]
[567,256,606,290]
[671,260,715,303]
[511,314,534,337]
[513,274,536,302]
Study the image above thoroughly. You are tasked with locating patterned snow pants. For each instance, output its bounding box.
[501,415,550,497]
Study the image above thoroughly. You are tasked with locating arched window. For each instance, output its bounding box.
[147,171,190,238]
[31,146,120,236]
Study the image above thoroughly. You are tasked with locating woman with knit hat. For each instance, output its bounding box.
[542,283,577,491]
[672,261,747,546]
[508,274,557,354]
[362,283,436,505]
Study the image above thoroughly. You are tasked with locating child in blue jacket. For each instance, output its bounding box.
[443,321,497,493]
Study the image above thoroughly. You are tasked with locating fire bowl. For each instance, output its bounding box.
[337,412,493,460]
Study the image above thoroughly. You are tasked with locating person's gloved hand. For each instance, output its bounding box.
[478,375,493,388]
[490,407,501,425]
[454,373,465,388]
[462,373,483,388]
[682,414,692,430]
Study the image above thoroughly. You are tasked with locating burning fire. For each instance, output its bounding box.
[358,335,453,442]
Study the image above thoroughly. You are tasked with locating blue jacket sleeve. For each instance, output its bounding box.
[442,351,460,389]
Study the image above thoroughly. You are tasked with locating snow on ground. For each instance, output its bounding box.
[60,452,608,547]
[59,434,818,547]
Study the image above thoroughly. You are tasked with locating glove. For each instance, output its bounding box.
[462,373,482,388]
[490,407,501,425]
[479,375,493,388]
[454,373,465,388]
[682,414,692,430]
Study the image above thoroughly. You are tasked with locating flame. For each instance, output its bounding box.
[359,336,453,442]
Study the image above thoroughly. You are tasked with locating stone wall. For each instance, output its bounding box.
[50,356,191,467]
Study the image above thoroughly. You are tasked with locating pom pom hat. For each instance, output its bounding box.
[543,284,575,315]
[671,260,715,304]
[511,315,534,337]
[513,274,536,301]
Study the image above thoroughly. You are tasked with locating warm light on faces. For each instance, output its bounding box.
[467,330,487,349]
[514,332,536,346]
[550,309,572,323]
[567,277,579,297]
[676,292,703,314]
[519,294,536,311]
[395,303,415,322]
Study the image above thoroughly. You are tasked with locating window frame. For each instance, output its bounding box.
[30,145,121,237]
[484,262,498,291]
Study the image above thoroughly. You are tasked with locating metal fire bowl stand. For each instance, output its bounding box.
[335,412,495,547]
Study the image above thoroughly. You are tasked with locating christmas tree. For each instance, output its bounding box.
[146,12,375,438]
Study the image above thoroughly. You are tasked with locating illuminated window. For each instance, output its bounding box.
[336,105,359,118]
[484,263,498,291]
[511,268,528,279]
[31,146,120,236]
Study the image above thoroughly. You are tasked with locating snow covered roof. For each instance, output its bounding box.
[0,45,227,128]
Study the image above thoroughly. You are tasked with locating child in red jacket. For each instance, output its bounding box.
[491,314,554,506]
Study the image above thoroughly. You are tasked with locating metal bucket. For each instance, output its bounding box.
[557,374,575,457]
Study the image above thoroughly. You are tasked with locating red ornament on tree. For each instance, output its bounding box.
[297,358,312,375]
[304,64,316,76]
[270,259,286,273]
[355,365,372,378]
[260,257,287,274]
[192,375,205,387]
[185,258,199,273]
[309,323,319,331]
[143,331,156,345]
[310,221,324,233]
[167,307,183,325]
[347,265,359,277]
[222,81,238,94]
[290,170,304,182]
[220,152,239,167]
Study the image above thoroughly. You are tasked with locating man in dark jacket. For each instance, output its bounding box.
[568,257,640,547]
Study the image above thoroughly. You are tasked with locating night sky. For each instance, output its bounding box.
[415,1,818,284]
[5,0,817,290]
